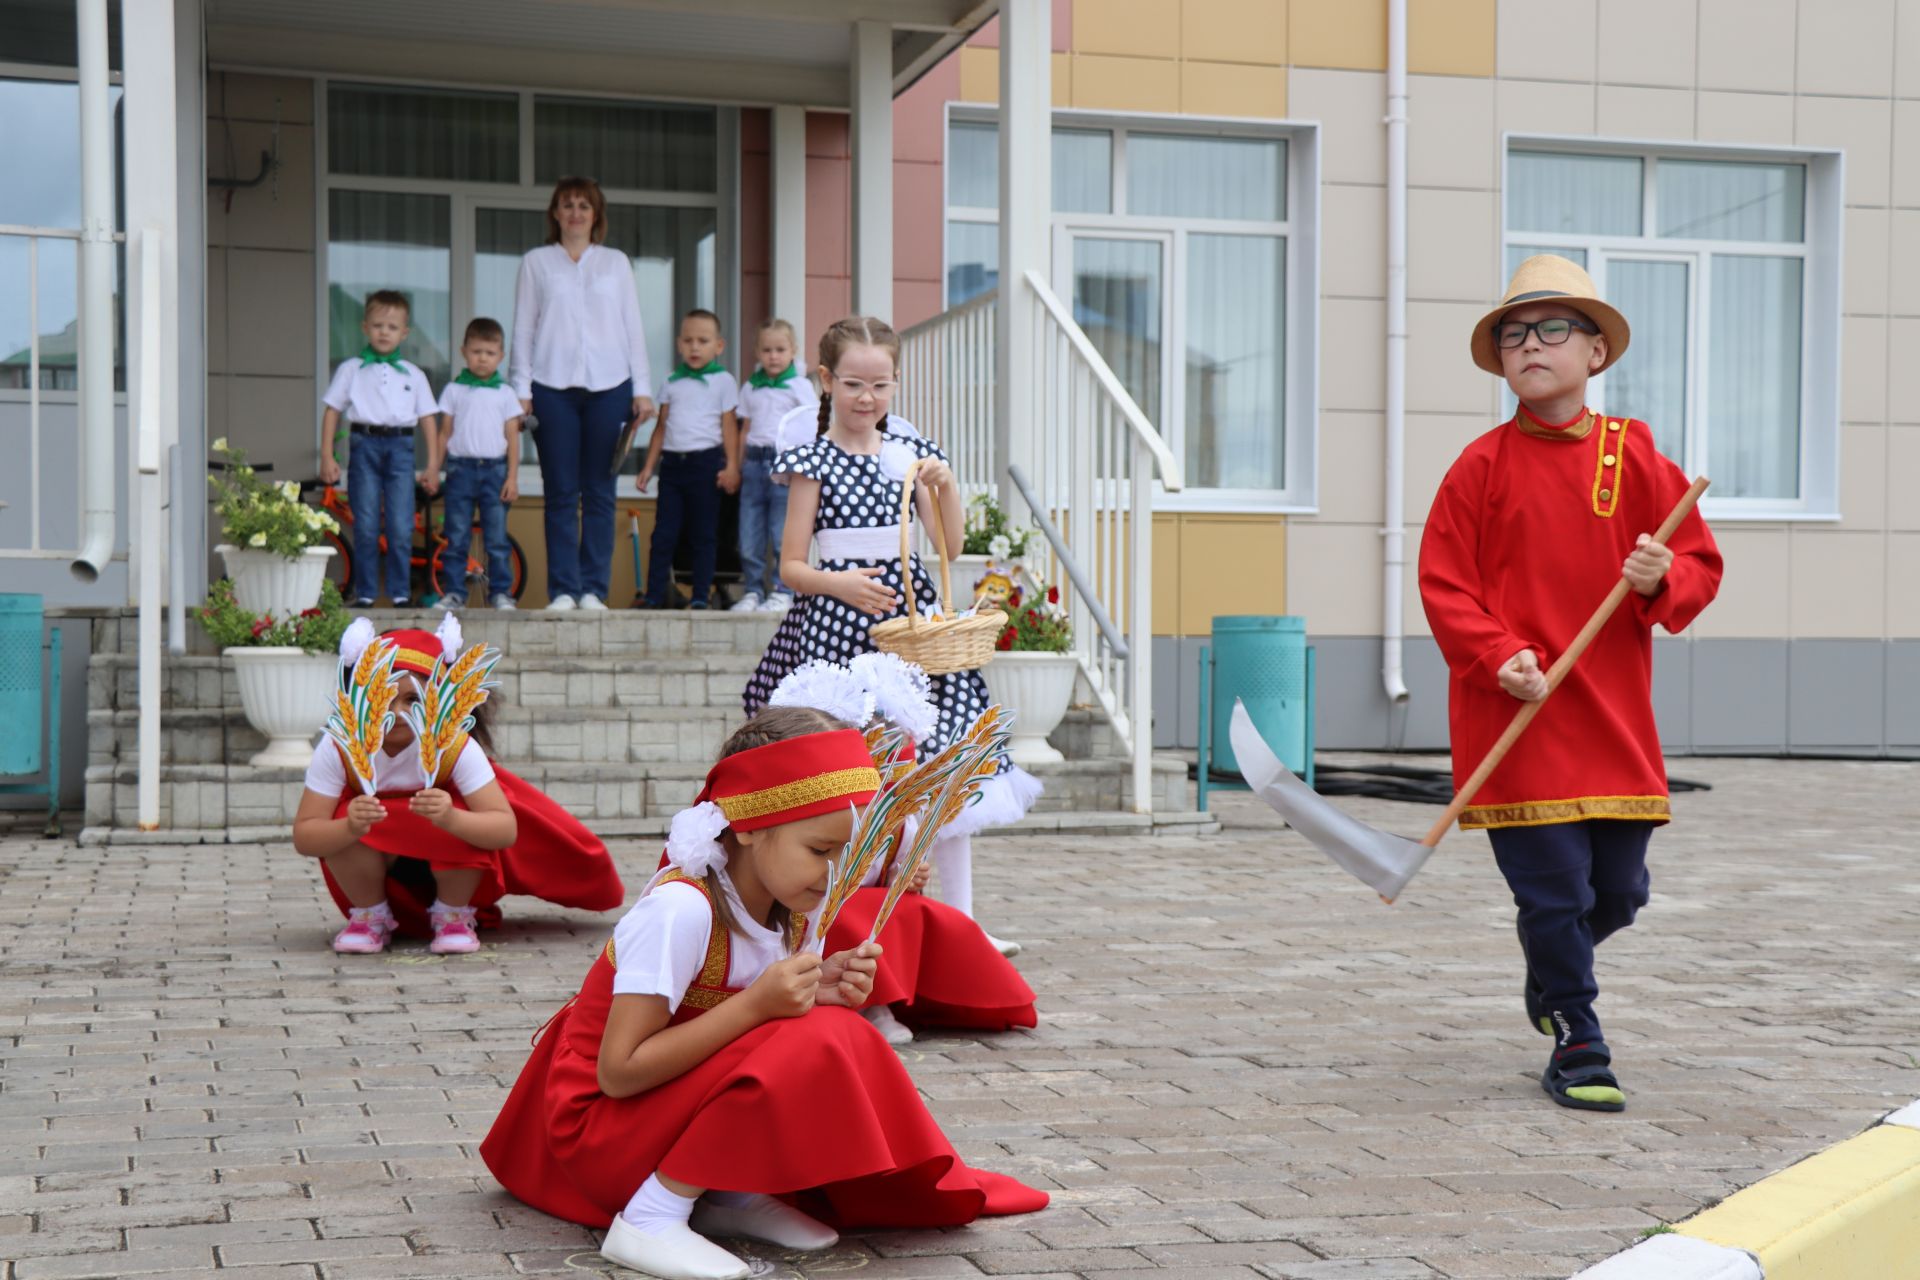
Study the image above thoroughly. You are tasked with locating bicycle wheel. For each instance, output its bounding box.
[325,532,353,595]
[506,536,528,600]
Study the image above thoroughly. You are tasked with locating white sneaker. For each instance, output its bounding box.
[984,931,1022,958]
[579,593,609,611]
[760,592,793,613]
[432,597,462,611]
[490,594,516,610]
[600,1216,748,1280]
[692,1193,838,1251]
[863,1004,914,1046]
[546,594,577,612]
[729,592,762,613]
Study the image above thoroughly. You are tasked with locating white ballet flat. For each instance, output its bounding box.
[862,1004,914,1046]
[600,1215,749,1280]
[693,1193,839,1250]
[983,931,1022,958]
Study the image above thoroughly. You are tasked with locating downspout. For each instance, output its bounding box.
[71,0,116,583]
[1381,0,1411,706]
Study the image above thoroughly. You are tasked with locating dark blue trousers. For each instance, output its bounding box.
[645,446,724,607]
[531,379,629,602]
[1488,820,1653,1049]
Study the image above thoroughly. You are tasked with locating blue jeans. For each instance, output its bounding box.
[438,456,511,603]
[646,447,724,607]
[737,447,789,597]
[347,430,415,602]
[1489,820,1654,1049]
[531,379,629,601]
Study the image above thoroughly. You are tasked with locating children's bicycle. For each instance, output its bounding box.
[303,480,529,605]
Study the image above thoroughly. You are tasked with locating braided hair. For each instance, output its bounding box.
[813,315,902,438]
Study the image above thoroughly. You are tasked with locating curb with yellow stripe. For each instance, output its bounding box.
[1572,1099,1920,1279]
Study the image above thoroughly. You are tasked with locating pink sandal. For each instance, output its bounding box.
[332,908,396,955]
[429,905,481,955]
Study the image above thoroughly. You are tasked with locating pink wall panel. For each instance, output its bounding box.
[895,279,944,332]
[894,160,944,286]
[805,154,852,279]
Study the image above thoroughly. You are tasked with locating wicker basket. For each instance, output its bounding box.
[869,458,1006,675]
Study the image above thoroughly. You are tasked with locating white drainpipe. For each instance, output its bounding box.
[1381,0,1411,706]
[71,0,116,583]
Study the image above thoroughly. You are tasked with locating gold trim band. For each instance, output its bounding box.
[716,767,881,823]
[1461,794,1671,829]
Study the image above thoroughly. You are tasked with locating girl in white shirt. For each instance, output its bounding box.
[509,178,653,612]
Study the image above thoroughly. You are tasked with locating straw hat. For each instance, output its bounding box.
[1471,254,1630,375]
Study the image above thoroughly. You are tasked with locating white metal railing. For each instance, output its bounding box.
[898,291,996,506]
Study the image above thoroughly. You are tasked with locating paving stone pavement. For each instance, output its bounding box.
[3,755,1918,1280]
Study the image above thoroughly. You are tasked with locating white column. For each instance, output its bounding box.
[848,19,893,318]
[70,0,116,583]
[770,104,808,347]
[995,0,1051,512]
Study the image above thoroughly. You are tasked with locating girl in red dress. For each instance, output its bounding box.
[480,706,1048,1280]
[291,615,624,955]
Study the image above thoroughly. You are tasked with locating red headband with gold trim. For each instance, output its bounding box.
[696,729,881,832]
[377,628,442,677]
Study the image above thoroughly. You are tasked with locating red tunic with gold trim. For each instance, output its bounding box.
[1418,407,1722,830]
[479,871,1049,1229]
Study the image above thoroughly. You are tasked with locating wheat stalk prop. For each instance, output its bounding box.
[407,644,503,782]
[323,643,402,795]
[866,708,1008,944]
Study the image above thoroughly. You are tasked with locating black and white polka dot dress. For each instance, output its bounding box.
[742,431,993,753]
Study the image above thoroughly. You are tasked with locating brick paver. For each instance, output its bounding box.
[3,756,1917,1278]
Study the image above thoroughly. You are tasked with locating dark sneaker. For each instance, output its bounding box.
[1542,1040,1625,1112]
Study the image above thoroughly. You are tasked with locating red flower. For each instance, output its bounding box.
[1025,608,1038,623]
[1047,585,1059,604]
[300,607,322,618]
[1007,589,1022,608]
[249,617,272,638]
[996,626,1016,651]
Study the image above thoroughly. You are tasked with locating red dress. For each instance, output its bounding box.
[479,873,1048,1229]
[1418,410,1722,829]
[826,886,1037,1032]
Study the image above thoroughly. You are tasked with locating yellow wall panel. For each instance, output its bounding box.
[1071,52,1183,112]
[1181,61,1288,117]
[1290,0,1386,70]
[958,45,998,103]
[1052,52,1074,106]
[1181,0,1289,66]
[1409,0,1495,76]
[1072,0,1183,59]
[1169,514,1288,636]
[1151,513,1182,636]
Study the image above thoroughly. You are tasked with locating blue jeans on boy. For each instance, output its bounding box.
[737,446,788,597]
[1489,820,1653,1050]
[646,446,724,607]
[438,456,511,603]
[531,379,629,602]
[347,429,415,603]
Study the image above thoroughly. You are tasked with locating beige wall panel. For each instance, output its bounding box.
[1286,520,1382,633]
[1597,0,1698,88]
[1696,90,1797,146]
[209,72,314,125]
[1836,422,1889,531]
[1401,411,1488,523]
[1180,61,1289,118]
[206,376,229,452]
[958,45,998,103]
[1181,0,1289,66]
[1408,73,1496,190]
[1497,0,1596,82]
[1074,0,1183,58]
[207,246,228,378]
[1401,522,1432,636]
[1795,0,1898,99]
[1842,315,1888,424]
[1315,410,1386,524]
[1151,512,1181,636]
[1889,533,1920,637]
[1900,0,1920,96]
[1493,78,1597,138]
[1407,187,1496,303]
[1892,427,1920,526]
[1320,183,1386,298]
[1286,68,1386,185]
[1894,101,1920,208]
[1409,0,1496,77]
[1595,85,1697,142]
[1795,96,1894,207]
[226,250,315,380]
[1176,515,1288,635]
[1290,0,1385,70]
[1053,52,1075,107]
[1888,318,1920,421]
[227,375,318,475]
[207,121,314,253]
[1072,53,1181,112]
[1406,300,1498,416]
[1689,526,1789,638]
[1788,530,1887,637]
[1319,296,1387,413]
[1697,0,1797,93]
[1890,212,1920,313]
[1844,208,1892,317]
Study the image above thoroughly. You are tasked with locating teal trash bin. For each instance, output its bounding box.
[1196,615,1314,811]
[0,594,45,775]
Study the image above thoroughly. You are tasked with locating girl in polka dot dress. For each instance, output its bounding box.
[743,316,1040,955]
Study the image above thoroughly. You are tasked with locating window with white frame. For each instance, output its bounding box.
[945,112,1316,508]
[1503,142,1842,517]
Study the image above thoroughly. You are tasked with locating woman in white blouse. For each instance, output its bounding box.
[510,178,654,611]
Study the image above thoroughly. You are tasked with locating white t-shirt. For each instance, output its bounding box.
[509,243,652,398]
[323,357,438,428]
[610,871,787,1011]
[770,411,922,482]
[656,368,739,452]
[737,370,817,451]
[302,734,495,797]
[437,381,522,459]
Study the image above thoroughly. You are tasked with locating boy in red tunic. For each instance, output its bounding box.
[1419,255,1722,1112]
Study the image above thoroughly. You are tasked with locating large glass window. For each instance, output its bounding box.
[534,97,717,193]
[328,84,518,183]
[326,191,452,386]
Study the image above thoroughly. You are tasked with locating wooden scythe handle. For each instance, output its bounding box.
[1419,476,1711,848]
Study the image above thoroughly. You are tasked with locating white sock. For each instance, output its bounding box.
[931,832,974,919]
[429,899,475,919]
[620,1173,697,1236]
[349,901,395,925]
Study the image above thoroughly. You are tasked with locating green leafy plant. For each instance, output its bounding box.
[210,437,339,559]
[201,577,350,654]
[993,579,1072,654]
[962,493,1036,558]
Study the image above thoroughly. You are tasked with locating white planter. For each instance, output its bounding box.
[228,646,337,768]
[218,544,335,620]
[981,651,1077,764]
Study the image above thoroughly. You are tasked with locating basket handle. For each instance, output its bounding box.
[894,456,955,636]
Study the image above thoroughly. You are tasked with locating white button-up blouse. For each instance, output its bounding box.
[508,243,652,400]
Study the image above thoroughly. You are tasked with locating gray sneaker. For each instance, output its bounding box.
[490,594,517,611]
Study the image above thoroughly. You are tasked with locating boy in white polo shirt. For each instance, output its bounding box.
[319,290,441,607]
[635,309,738,609]
[730,318,816,613]
[434,317,523,611]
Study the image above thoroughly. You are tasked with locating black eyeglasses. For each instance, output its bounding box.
[1495,316,1600,349]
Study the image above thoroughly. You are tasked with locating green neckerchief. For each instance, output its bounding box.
[748,364,799,389]
[669,361,726,382]
[454,369,505,388]
[357,345,406,368]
